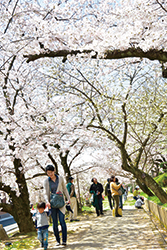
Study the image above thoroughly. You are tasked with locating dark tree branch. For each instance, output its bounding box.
[156,0,167,12]
[0,202,13,214]
[26,172,46,181]
[24,47,167,63]
[42,143,58,173]
[4,0,19,33]
[69,145,85,168]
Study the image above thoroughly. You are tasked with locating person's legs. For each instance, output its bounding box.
[51,207,60,243]
[119,195,123,209]
[95,206,100,216]
[113,195,119,216]
[42,228,48,249]
[108,195,113,210]
[37,229,43,247]
[59,210,67,244]
[99,197,103,214]
[69,197,77,220]
[72,197,78,219]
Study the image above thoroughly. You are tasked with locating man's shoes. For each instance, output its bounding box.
[56,242,60,246]
[62,242,66,246]
[70,219,73,222]
[116,214,122,217]
[100,212,104,215]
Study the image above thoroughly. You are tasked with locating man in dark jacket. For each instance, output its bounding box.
[105,178,113,210]
[89,178,104,216]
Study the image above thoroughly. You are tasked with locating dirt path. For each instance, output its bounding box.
[46,205,167,250]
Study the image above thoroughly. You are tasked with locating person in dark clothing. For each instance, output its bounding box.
[89,178,104,216]
[105,178,113,210]
[115,177,123,209]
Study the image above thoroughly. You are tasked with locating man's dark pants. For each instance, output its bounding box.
[96,197,103,216]
[107,194,113,210]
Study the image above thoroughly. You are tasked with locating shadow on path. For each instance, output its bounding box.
[47,206,167,250]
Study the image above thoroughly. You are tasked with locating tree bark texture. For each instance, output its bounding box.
[121,148,167,203]
[0,158,35,233]
[136,179,154,197]
[24,47,167,63]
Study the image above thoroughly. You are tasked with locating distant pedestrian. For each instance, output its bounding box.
[66,176,79,222]
[35,202,51,250]
[90,178,104,216]
[115,177,125,210]
[43,165,70,247]
[133,186,140,200]
[135,197,144,209]
[105,178,113,210]
[124,187,128,201]
[110,175,122,217]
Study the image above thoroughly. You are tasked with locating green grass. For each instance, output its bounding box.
[3,231,39,250]
[82,205,94,212]
[140,191,167,208]
[124,198,136,206]
[154,173,167,187]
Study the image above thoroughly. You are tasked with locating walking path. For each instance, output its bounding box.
[46,205,167,250]
[1,204,167,249]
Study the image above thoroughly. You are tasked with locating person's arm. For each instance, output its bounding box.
[70,184,75,198]
[105,184,108,196]
[112,182,122,190]
[43,179,51,208]
[101,183,104,193]
[61,177,70,203]
[89,184,93,193]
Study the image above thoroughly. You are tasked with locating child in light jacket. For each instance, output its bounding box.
[35,202,51,250]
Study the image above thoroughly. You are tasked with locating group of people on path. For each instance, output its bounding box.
[90,175,126,218]
[34,165,127,250]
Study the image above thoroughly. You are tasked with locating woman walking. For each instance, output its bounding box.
[110,175,122,217]
[43,165,70,246]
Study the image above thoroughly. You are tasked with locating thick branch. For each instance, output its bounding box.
[0,203,13,214]
[0,182,16,198]
[26,172,46,180]
[24,47,167,63]
[69,145,85,168]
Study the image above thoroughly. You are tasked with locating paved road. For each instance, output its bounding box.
[46,205,167,250]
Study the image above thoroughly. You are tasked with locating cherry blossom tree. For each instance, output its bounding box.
[1,0,167,214]
[0,51,117,231]
[45,57,167,202]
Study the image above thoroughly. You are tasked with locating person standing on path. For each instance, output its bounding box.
[105,178,113,210]
[66,176,79,222]
[43,165,70,247]
[90,178,104,216]
[110,175,122,217]
[115,177,125,210]
[35,202,51,250]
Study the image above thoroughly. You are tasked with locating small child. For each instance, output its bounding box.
[35,202,51,250]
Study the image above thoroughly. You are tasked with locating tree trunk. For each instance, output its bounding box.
[122,164,167,203]
[0,158,35,233]
[60,151,71,182]
[14,158,35,232]
[12,198,35,233]
[136,179,154,197]
[120,146,167,203]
